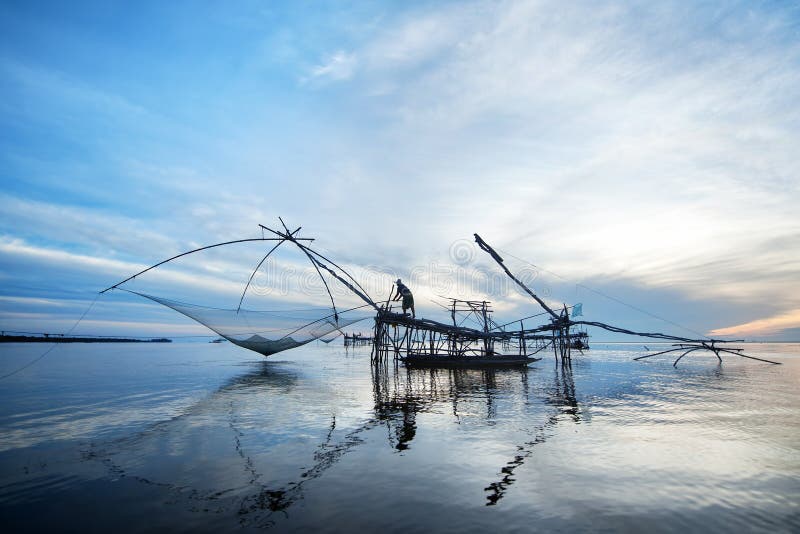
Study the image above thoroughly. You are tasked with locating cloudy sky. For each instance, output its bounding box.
[1,0,798,341]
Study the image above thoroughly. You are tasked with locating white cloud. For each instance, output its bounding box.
[0,194,176,258]
[300,0,800,318]
[0,296,68,307]
[307,51,357,82]
[0,236,246,298]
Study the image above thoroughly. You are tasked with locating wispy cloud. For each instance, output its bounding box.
[0,236,243,297]
[0,194,176,258]
[0,295,67,307]
[301,0,800,313]
[0,311,210,336]
[306,51,357,83]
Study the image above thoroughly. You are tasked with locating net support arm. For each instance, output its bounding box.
[260,220,380,314]
[274,218,339,322]
[236,227,302,313]
[100,237,312,294]
[303,252,380,313]
[473,233,560,321]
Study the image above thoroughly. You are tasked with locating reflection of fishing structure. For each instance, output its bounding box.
[86,362,385,529]
[87,357,579,521]
[230,362,576,517]
[371,359,533,450]
[484,361,579,506]
[370,358,582,505]
[103,220,779,367]
[233,412,382,526]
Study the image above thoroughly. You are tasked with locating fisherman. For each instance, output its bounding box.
[392,278,415,318]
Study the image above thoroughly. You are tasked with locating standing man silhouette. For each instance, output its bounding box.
[393,279,415,318]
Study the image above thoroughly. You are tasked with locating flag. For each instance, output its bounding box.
[572,303,583,317]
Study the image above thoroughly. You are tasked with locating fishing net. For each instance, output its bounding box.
[318,330,343,344]
[133,292,371,356]
[104,227,380,357]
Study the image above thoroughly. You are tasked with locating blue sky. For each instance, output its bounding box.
[1,0,799,341]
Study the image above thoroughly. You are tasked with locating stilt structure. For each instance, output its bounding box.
[343,333,372,347]
[370,296,587,367]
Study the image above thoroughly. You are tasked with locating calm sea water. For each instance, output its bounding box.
[0,341,798,533]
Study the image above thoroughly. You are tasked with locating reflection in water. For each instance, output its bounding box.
[86,359,581,527]
[371,362,535,451]
[81,364,286,527]
[83,362,385,529]
[371,359,581,506]
[232,412,382,527]
[485,362,579,505]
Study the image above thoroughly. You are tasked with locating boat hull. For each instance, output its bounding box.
[401,354,542,368]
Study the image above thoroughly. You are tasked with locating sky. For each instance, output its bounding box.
[1,0,799,342]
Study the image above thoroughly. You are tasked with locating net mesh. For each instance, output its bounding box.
[134,292,371,356]
[106,229,381,357]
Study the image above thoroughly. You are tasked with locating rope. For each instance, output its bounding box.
[0,293,101,380]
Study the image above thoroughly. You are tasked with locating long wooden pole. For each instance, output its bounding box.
[473,234,560,321]
[236,227,301,312]
[100,237,310,293]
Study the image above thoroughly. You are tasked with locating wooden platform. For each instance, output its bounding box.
[371,299,583,368]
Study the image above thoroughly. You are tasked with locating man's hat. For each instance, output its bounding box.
[396,279,402,284]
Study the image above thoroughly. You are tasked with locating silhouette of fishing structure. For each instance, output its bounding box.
[343,332,372,347]
[102,219,780,367]
[470,234,781,367]
[484,361,579,506]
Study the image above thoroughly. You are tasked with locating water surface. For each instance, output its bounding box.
[1,342,798,532]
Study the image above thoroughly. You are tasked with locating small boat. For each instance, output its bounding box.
[402,353,541,368]
[209,337,226,344]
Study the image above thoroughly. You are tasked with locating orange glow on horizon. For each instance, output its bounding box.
[709,309,800,337]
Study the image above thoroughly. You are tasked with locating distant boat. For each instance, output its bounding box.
[209,337,226,344]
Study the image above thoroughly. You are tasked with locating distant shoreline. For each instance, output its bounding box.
[591,340,800,344]
[0,335,172,343]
